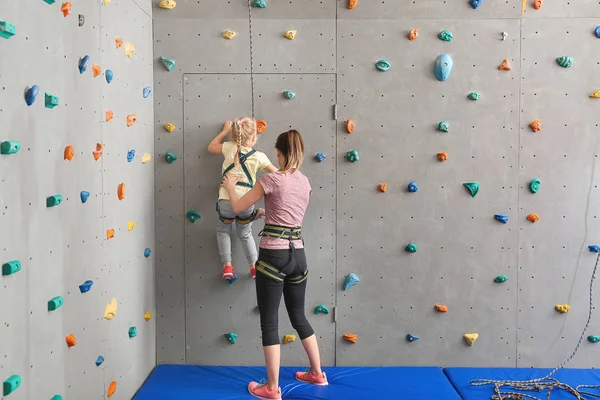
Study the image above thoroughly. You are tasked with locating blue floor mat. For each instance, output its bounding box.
[134,364,462,400]
[444,367,600,400]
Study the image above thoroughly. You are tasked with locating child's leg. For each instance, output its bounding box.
[235,206,259,275]
[216,200,236,278]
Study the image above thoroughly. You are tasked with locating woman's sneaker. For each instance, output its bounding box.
[247,381,282,400]
[295,370,329,386]
[222,265,234,280]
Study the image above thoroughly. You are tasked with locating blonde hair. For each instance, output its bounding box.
[275,130,304,173]
[231,117,257,166]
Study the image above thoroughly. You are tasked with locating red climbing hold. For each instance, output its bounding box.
[65,334,76,347]
[106,110,113,122]
[435,304,448,313]
[107,381,117,397]
[115,38,123,48]
[498,59,511,71]
[64,146,74,161]
[437,152,448,162]
[346,120,356,134]
[348,0,358,9]
[533,0,543,9]
[106,229,115,239]
[92,65,101,78]
[127,114,137,127]
[343,333,358,343]
[529,120,541,132]
[409,29,419,41]
[256,120,267,134]
[527,213,539,223]
[378,183,387,193]
[61,2,72,17]
[93,143,104,161]
[117,183,125,200]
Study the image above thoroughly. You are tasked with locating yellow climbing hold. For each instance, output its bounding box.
[104,298,118,320]
[223,30,236,40]
[283,334,296,344]
[103,0,111,4]
[284,30,297,40]
[521,0,526,15]
[128,221,136,231]
[165,123,176,132]
[144,312,152,321]
[555,304,570,313]
[124,42,135,58]
[464,333,479,346]
[158,0,176,9]
[590,90,600,98]
[142,153,152,163]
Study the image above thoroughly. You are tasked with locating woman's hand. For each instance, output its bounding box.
[221,174,241,192]
[253,208,265,220]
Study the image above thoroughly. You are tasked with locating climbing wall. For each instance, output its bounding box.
[154,0,600,369]
[0,1,155,399]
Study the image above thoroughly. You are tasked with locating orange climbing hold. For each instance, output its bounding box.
[106,110,114,122]
[115,37,123,48]
[346,120,356,134]
[527,213,540,223]
[93,143,104,161]
[61,2,72,17]
[348,0,358,9]
[378,183,387,193]
[435,304,448,313]
[64,146,74,161]
[529,120,541,132]
[107,229,115,239]
[256,120,267,134]
[117,183,125,200]
[127,114,137,127]
[343,333,358,343]
[65,334,76,347]
[92,65,101,77]
[409,29,419,41]
[437,152,448,162]
[533,0,543,9]
[107,381,117,398]
[498,59,511,71]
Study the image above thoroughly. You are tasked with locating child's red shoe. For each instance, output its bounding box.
[222,265,234,280]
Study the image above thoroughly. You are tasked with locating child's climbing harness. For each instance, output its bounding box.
[217,148,260,223]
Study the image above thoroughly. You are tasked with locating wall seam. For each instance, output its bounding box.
[516,15,523,368]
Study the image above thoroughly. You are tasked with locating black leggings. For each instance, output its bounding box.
[255,247,314,346]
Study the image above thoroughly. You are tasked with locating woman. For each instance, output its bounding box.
[221,130,328,400]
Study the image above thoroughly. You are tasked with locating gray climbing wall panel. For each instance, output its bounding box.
[154,0,600,369]
[0,0,155,399]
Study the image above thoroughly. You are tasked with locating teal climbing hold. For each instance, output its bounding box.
[315,304,329,314]
[556,56,573,68]
[165,151,178,164]
[46,195,63,208]
[463,182,480,197]
[406,334,419,342]
[494,275,508,283]
[282,90,296,100]
[44,0,56,3]
[438,121,449,132]
[3,375,21,396]
[2,260,21,276]
[48,296,64,311]
[128,326,137,338]
[45,93,59,109]
[186,210,201,223]
[50,396,63,400]
[529,178,540,194]
[405,243,418,253]
[467,92,481,101]
[438,30,453,42]
[252,0,267,7]
[345,150,359,162]
[224,332,238,344]
[159,56,176,72]
[343,273,360,291]
[0,20,16,40]
[588,335,600,343]
[375,60,391,71]
[1,141,21,155]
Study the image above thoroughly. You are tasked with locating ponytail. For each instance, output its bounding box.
[275,130,304,173]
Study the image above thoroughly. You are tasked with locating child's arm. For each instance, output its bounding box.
[221,175,265,213]
[207,121,232,155]
[264,164,278,173]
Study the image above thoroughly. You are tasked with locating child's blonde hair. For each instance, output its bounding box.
[232,117,257,166]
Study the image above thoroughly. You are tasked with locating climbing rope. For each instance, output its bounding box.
[247,0,256,118]
[470,252,600,400]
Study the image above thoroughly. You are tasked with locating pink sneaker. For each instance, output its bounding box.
[250,267,257,280]
[222,265,234,280]
[247,381,281,400]
[295,370,329,386]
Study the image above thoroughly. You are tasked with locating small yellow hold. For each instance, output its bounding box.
[144,312,152,321]
[124,42,135,58]
[284,30,297,40]
[104,298,118,320]
[223,30,237,40]
[158,0,176,9]
[128,221,136,231]
[165,123,176,132]
[589,90,600,99]
[142,153,152,163]
[283,334,296,344]
[103,0,111,4]
[555,304,570,313]
[464,333,479,346]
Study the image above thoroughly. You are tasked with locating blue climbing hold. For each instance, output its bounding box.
[79,55,90,74]
[127,150,135,162]
[343,273,360,291]
[80,191,90,203]
[406,334,419,342]
[95,356,104,366]
[79,280,93,293]
[314,153,326,162]
[105,69,113,84]
[25,85,39,106]
[408,182,419,193]
[143,86,152,98]
[589,245,600,253]
[470,0,481,8]
[144,248,151,258]
[434,54,453,81]
[227,273,238,284]
[595,26,600,38]
[494,214,509,224]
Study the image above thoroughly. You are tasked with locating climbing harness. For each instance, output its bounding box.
[247,0,256,118]
[255,259,308,284]
[258,225,303,242]
[217,148,260,223]
[215,202,257,225]
[255,225,307,283]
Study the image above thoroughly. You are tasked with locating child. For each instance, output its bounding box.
[207,118,277,281]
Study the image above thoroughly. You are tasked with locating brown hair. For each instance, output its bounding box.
[232,117,258,166]
[275,130,304,173]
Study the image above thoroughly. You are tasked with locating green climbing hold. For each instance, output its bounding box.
[282,90,296,100]
[44,0,56,3]
[375,60,391,72]
[1,141,21,155]
[128,326,137,338]
[405,243,418,253]
[315,304,329,314]
[556,56,573,68]
[252,0,267,7]
[224,332,238,344]
[345,150,359,162]
[46,195,63,208]
[438,30,453,42]
[438,121,449,132]
[45,93,59,109]
[48,296,64,311]
[159,56,176,72]
[588,335,600,343]
[467,92,480,101]
[0,20,16,39]
[50,396,63,400]
[463,182,480,197]
[3,375,21,396]
[494,275,508,283]
[529,178,540,194]
[2,260,21,276]
[186,210,201,223]
[165,151,178,164]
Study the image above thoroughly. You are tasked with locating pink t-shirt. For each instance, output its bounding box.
[258,169,312,250]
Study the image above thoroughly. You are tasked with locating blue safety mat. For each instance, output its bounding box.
[444,367,600,400]
[133,364,462,400]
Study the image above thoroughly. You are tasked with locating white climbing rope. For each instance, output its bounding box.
[247,0,256,118]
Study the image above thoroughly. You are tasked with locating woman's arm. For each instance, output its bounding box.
[221,175,265,213]
[207,121,232,155]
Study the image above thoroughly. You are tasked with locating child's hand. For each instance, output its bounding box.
[254,208,265,220]
[221,174,241,191]
[223,121,233,134]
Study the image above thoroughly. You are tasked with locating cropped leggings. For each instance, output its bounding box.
[255,247,314,346]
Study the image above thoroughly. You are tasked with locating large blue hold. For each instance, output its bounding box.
[589,245,600,253]
[144,248,151,258]
[343,273,360,291]
[314,153,326,163]
[408,182,419,193]
[95,356,104,366]
[79,55,90,74]
[470,0,481,8]
[494,214,509,224]
[79,280,93,293]
[595,26,600,38]
[434,54,453,81]
[105,69,113,84]
[80,191,90,203]
[25,85,39,106]
[127,150,136,162]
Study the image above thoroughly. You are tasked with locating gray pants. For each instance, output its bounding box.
[216,200,258,264]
